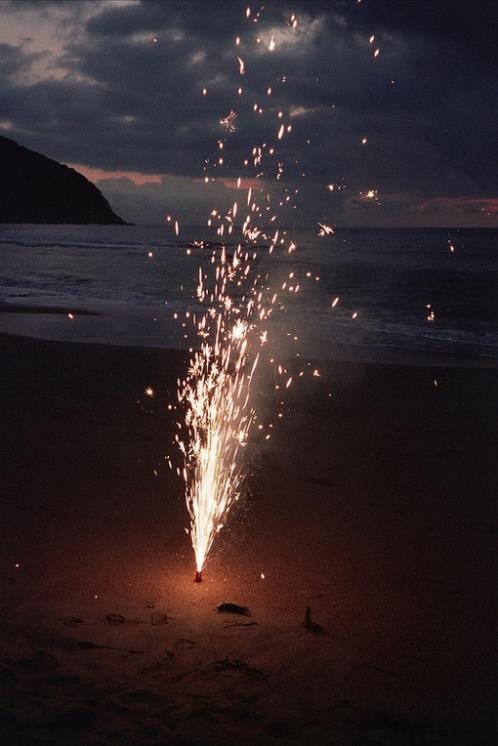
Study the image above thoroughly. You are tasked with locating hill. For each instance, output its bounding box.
[0,136,126,224]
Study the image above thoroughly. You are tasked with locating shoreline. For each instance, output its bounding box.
[0,302,496,368]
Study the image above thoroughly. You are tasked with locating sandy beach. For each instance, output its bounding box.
[0,330,496,745]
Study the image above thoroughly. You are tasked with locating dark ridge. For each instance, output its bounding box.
[0,135,126,225]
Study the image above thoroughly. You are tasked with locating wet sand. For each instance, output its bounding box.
[0,331,496,745]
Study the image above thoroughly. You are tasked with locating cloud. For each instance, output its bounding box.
[91,171,284,226]
[0,0,496,225]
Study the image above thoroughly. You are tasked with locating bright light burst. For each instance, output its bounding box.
[176,244,263,575]
[220,110,238,132]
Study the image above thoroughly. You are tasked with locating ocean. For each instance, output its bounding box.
[0,224,497,363]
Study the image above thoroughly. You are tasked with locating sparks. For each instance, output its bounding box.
[318,222,334,236]
[177,241,263,577]
[172,6,354,581]
[220,110,238,132]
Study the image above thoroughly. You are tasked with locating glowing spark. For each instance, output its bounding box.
[361,137,368,144]
[67,312,74,320]
[147,250,154,258]
[374,48,380,58]
[318,223,334,236]
[237,56,246,75]
[220,110,238,132]
[268,36,276,51]
[331,296,339,308]
[145,387,154,397]
[202,87,207,96]
[277,124,285,140]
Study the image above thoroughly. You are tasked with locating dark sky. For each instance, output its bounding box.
[0,0,497,226]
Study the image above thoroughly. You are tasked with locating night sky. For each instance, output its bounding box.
[0,0,496,226]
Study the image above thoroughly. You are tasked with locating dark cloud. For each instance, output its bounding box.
[0,0,496,225]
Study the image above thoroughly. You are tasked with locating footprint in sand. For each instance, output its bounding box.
[15,651,59,673]
[157,649,175,667]
[105,613,144,625]
[211,658,267,681]
[58,616,84,627]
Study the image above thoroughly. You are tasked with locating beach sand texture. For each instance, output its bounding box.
[0,332,496,745]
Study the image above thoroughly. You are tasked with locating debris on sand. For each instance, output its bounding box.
[304,606,326,635]
[157,649,175,667]
[216,602,251,616]
[58,617,84,627]
[76,640,118,651]
[222,621,257,629]
[212,658,267,681]
[106,614,143,626]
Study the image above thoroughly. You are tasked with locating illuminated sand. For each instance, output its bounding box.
[0,333,496,745]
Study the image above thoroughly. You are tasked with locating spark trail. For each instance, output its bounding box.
[176,245,264,577]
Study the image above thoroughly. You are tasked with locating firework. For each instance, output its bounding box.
[177,241,262,579]
[173,4,363,580]
[318,222,334,236]
[220,110,238,133]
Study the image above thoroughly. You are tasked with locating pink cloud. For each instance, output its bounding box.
[416,196,498,216]
[194,176,264,191]
[67,163,162,186]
